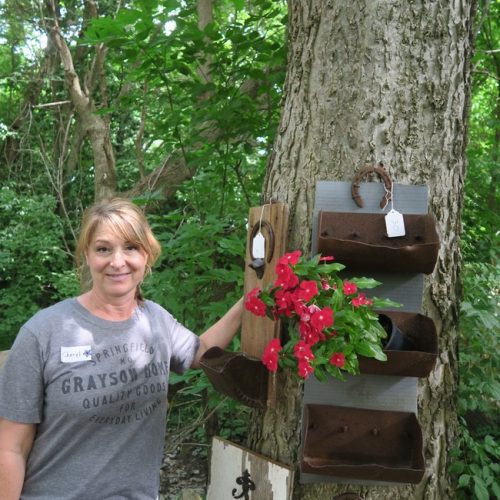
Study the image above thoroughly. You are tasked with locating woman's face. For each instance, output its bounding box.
[86,223,148,302]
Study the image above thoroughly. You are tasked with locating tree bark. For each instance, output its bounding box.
[248,1,475,498]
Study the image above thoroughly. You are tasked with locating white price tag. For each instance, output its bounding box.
[385,209,406,237]
[252,232,266,258]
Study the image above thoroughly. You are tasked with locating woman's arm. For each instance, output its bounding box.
[191,297,244,368]
[0,418,36,499]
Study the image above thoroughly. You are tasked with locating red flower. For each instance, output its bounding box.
[278,250,302,266]
[310,306,334,331]
[299,319,312,338]
[320,279,331,291]
[305,330,324,345]
[351,293,373,307]
[319,255,335,262]
[294,299,309,318]
[293,340,314,361]
[275,263,299,290]
[343,280,357,295]
[297,359,314,379]
[262,338,282,372]
[245,288,267,316]
[297,280,319,302]
[329,352,345,368]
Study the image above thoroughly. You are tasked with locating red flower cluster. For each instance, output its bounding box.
[262,338,282,372]
[245,287,267,317]
[245,250,400,381]
[244,250,394,382]
[351,292,373,307]
[245,251,341,379]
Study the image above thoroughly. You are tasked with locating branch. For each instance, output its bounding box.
[122,151,194,198]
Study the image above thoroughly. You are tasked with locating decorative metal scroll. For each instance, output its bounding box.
[231,469,256,499]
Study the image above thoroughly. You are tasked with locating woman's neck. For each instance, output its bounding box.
[77,290,138,321]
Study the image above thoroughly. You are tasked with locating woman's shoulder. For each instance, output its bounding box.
[141,300,181,324]
[23,298,78,330]
[141,299,169,316]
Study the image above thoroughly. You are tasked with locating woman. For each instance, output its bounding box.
[0,198,243,499]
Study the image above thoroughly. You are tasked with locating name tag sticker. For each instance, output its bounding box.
[61,346,92,363]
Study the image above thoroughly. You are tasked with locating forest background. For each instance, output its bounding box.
[0,1,498,498]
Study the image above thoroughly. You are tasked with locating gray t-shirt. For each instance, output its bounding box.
[0,298,200,499]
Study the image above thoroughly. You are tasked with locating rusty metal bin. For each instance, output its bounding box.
[317,211,439,274]
[301,404,425,483]
[359,311,438,377]
[200,346,268,408]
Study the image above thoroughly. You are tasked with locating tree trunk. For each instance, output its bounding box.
[248,1,475,498]
[48,0,117,201]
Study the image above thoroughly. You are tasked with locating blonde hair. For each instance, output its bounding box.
[75,198,162,300]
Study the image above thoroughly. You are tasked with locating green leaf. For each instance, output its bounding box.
[318,262,345,274]
[491,480,500,499]
[355,340,380,358]
[458,474,470,487]
[371,297,403,308]
[473,477,490,500]
[350,277,381,289]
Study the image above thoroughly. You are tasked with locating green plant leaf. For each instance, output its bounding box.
[458,474,471,487]
[350,277,381,289]
[473,477,490,500]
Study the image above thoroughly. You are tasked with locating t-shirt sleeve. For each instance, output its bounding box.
[169,318,200,374]
[0,327,44,423]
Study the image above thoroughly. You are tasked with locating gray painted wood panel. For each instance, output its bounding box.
[300,181,429,485]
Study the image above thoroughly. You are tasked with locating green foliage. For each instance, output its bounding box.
[458,262,500,414]
[462,0,499,263]
[451,3,500,497]
[0,187,78,350]
[81,0,286,197]
[143,208,245,332]
[451,262,500,500]
[449,424,500,500]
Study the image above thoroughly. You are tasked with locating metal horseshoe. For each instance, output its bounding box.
[351,162,393,209]
[248,220,275,279]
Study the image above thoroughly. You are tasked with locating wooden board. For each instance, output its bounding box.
[0,350,8,369]
[304,374,418,413]
[241,202,289,358]
[241,203,289,408]
[207,437,294,500]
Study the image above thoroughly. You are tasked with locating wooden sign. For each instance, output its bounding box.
[207,437,294,500]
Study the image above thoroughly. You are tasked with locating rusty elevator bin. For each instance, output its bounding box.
[358,310,438,377]
[200,346,268,408]
[316,211,439,274]
[301,404,425,484]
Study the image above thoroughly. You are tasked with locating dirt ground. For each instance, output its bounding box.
[159,442,208,499]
